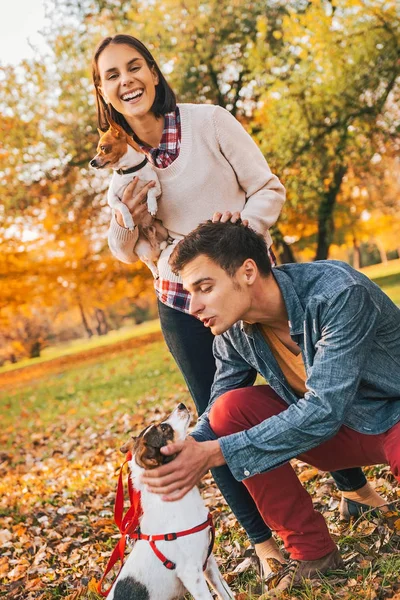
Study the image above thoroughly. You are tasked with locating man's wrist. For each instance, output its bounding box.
[205,440,226,469]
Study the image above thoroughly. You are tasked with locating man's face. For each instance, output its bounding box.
[181,255,251,335]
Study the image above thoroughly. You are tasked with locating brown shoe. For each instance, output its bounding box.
[264,548,344,593]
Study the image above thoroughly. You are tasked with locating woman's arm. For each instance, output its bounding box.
[212,106,285,238]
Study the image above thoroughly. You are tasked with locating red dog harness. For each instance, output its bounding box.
[97,454,215,597]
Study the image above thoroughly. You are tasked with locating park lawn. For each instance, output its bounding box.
[360,259,400,305]
[1,259,400,599]
[1,331,400,599]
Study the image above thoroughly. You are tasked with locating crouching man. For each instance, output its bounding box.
[142,220,400,592]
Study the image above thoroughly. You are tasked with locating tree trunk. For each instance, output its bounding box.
[270,226,296,264]
[352,235,361,270]
[314,164,347,261]
[29,340,41,358]
[375,239,388,264]
[78,301,93,338]
[95,308,109,336]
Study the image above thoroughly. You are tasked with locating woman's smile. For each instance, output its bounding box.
[120,88,144,103]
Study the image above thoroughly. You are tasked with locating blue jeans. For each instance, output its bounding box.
[158,300,367,544]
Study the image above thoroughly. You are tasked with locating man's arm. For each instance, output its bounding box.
[219,285,380,481]
[142,331,257,500]
[191,331,258,442]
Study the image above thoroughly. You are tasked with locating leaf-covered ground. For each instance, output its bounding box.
[1,335,399,599]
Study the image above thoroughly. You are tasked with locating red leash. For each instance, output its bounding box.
[97,454,215,597]
[97,452,142,597]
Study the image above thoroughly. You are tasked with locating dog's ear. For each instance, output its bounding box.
[120,437,136,454]
[110,125,121,138]
[105,114,122,137]
[135,441,161,469]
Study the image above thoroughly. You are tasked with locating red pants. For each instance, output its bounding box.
[209,386,400,561]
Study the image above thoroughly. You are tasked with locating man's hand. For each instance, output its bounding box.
[211,210,249,227]
[141,437,226,501]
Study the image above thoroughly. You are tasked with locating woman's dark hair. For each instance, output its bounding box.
[92,34,176,134]
[169,220,272,277]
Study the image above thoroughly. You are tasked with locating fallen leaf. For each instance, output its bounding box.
[298,467,319,482]
[0,529,12,544]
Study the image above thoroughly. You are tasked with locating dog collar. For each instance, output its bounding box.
[116,156,148,175]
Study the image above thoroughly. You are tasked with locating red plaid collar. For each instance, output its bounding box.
[139,107,181,168]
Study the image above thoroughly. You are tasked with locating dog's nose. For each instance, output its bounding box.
[178,403,186,411]
[89,159,97,167]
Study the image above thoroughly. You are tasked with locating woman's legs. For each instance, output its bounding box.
[158,300,273,544]
[158,300,216,415]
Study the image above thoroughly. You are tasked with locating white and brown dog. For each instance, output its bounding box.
[90,122,169,278]
[108,404,235,600]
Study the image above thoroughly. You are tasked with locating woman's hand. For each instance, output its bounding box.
[211,210,249,227]
[116,177,156,228]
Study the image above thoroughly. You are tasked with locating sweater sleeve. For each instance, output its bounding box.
[212,106,285,237]
[108,211,140,264]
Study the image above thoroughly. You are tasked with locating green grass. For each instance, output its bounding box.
[360,258,400,279]
[0,319,161,375]
[369,273,400,305]
[361,259,400,305]
[0,339,187,435]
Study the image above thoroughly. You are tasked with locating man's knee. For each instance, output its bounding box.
[209,385,286,438]
[209,388,251,438]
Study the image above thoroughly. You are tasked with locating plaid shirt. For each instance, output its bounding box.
[139,107,276,314]
[139,107,181,168]
[138,107,191,313]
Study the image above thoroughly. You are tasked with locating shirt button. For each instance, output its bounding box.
[244,469,250,476]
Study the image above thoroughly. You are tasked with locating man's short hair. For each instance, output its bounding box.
[169,220,272,277]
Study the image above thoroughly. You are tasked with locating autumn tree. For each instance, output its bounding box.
[252,0,400,259]
[2,0,400,357]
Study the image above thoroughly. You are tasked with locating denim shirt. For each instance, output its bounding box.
[191,261,400,482]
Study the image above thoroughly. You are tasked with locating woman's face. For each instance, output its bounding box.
[97,43,159,122]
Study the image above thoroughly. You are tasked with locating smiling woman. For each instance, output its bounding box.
[92,35,176,134]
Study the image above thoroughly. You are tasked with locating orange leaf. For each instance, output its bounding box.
[88,577,99,592]
[64,588,86,600]
[298,467,319,482]
[26,578,45,591]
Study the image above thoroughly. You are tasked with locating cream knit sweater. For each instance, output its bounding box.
[108,103,285,283]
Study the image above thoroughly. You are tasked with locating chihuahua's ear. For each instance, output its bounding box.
[111,125,121,138]
[120,437,136,454]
